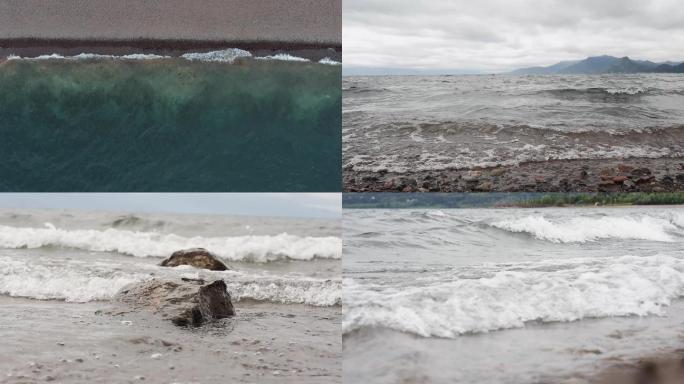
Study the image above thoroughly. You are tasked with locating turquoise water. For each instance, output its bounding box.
[0,58,341,191]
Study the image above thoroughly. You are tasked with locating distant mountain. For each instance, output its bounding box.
[511,55,684,75]
[343,66,481,76]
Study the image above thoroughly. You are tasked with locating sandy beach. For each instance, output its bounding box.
[0,297,341,384]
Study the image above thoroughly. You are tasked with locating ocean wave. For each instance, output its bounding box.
[545,86,650,98]
[0,256,340,305]
[0,256,145,302]
[319,57,341,65]
[490,215,677,243]
[180,48,252,63]
[0,224,341,262]
[255,53,309,62]
[343,255,684,337]
[4,50,336,65]
[7,53,170,61]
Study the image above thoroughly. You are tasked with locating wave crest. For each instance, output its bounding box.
[0,224,341,262]
[343,255,684,337]
[491,215,678,243]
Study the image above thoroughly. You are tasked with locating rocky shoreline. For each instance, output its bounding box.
[344,157,684,192]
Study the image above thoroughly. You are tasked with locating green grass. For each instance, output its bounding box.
[342,192,684,209]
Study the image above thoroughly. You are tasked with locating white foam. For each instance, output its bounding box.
[491,215,677,243]
[180,48,252,63]
[0,224,341,262]
[7,53,169,60]
[255,53,309,62]
[606,87,647,95]
[0,256,340,306]
[319,57,341,65]
[0,256,143,302]
[225,276,341,306]
[343,255,684,337]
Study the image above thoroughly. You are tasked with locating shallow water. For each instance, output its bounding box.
[0,209,342,305]
[343,206,684,383]
[343,74,684,172]
[0,53,341,191]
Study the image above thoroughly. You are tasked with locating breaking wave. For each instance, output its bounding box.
[0,255,340,306]
[491,215,679,243]
[0,224,341,262]
[344,255,684,337]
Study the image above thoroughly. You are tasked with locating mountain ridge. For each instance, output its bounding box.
[511,55,684,75]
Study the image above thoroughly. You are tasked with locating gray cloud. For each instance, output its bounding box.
[343,0,684,72]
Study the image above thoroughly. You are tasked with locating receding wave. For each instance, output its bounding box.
[490,215,679,243]
[0,224,341,262]
[343,255,684,337]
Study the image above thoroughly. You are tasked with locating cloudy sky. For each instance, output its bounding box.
[343,0,684,73]
[0,194,341,219]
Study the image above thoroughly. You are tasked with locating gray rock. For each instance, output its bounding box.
[116,278,235,327]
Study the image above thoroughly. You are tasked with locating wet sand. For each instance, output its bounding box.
[344,156,684,192]
[0,297,341,383]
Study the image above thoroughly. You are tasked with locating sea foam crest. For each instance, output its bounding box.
[255,53,309,62]
[180,48,252,63]
[319,57,341,65]
[343,255,684,337]
[0,256,144,302]
[0,224,341,262]
[6,53,169,60]
[491,215,677,243]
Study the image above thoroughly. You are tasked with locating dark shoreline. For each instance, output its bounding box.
[344,157,684,192]
[0,38,342,61]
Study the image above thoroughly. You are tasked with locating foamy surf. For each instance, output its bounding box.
[0,224,341,262]
[0,255,340,306]
[491,215,679,243]
[4,50,339,65]
[344,254,684,338]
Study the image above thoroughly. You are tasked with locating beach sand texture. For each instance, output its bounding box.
[0,0,341,44]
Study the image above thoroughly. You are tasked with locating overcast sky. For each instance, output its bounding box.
[343,0,684,73]
[0,194,341,219]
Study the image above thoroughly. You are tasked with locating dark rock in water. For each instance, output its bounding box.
[160,248,228,271]
[116,278,235,327]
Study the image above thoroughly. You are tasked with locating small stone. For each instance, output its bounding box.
[134,376,145,381]
[75,358,84,363]
[150,353,163,359]
[121,321,132,326]
[612,176,628,184]
[469,170,482,178]
[45,376,56,382]
[490,168,506,177]
[56,342,65,346]
[617,164,633,173]
[273,371,281,376]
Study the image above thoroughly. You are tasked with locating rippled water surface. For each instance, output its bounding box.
[343,74,684,172]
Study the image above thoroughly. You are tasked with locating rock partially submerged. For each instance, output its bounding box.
[160,248,228,271]
[116,278,235,327]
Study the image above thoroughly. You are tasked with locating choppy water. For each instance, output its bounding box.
[0,50,341,191]
[343,74,684,173]
[0,209,341,306]
[343,206,684,383]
